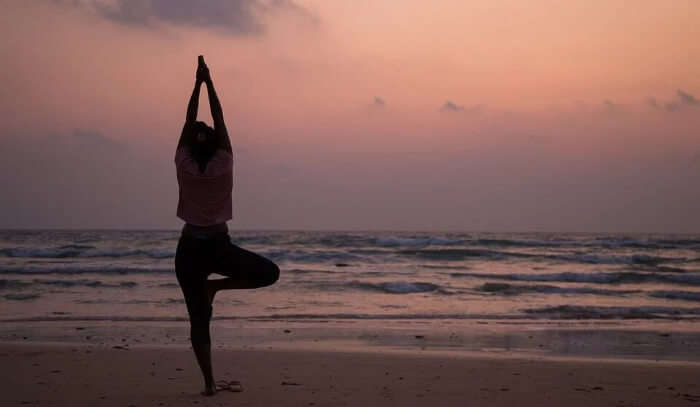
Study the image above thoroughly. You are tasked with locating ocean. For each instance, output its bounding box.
[2,230,700,359]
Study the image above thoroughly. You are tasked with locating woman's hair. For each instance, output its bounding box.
[186,121,219,173]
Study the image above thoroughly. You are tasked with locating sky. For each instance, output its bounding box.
[0,0,699,232]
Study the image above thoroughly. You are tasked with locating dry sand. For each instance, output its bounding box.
[3,343,700,406]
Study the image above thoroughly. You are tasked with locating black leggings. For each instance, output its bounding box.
[175,233,279,345]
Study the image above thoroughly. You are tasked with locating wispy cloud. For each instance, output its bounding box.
[439,101,484,114]
[58,0,316,35]
[677,89,699,106]
[649,89,698,112]
[373,96,386,107]
[440,100,462,112]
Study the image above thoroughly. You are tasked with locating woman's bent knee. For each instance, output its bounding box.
[262,261,280,287]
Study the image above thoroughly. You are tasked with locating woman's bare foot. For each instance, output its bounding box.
[201,384,216,397]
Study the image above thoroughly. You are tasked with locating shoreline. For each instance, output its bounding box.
[3,318,700,363]
[4,342,700,406]
[4,339,700,367]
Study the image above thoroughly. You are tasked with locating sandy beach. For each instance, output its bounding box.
[3,342,700,406]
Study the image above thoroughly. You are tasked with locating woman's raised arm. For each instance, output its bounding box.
[199,57,232,154]
[177,59,209,149]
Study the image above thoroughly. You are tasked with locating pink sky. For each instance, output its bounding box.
[1,0,699,232]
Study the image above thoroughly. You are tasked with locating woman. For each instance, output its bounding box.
[175,56,280,396]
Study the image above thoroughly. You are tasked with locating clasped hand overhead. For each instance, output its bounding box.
[196,55,211,84]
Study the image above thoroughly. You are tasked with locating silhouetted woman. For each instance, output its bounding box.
[175,56,279,396]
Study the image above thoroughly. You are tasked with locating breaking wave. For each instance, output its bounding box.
[0,247,175,259]
[451,271,700,286]
[0,265,172,275]
[304,280,446,294]
[476,282,640,296]
[375,236,462,247]
[348,281,443,294]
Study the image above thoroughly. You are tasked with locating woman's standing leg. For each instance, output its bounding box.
[175,236,216,395]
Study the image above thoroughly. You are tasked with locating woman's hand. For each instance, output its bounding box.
[196,56,211,84]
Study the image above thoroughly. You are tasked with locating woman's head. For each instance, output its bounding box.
[187,121,218,173]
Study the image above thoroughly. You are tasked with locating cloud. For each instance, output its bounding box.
[440,100,462,112]
[677,89,699,106]
[261,0,318,24]
[650,89,698,112]
[439,101,484,114]
[59,0,316,35]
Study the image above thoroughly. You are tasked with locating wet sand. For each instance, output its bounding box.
[3,342,700,406]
